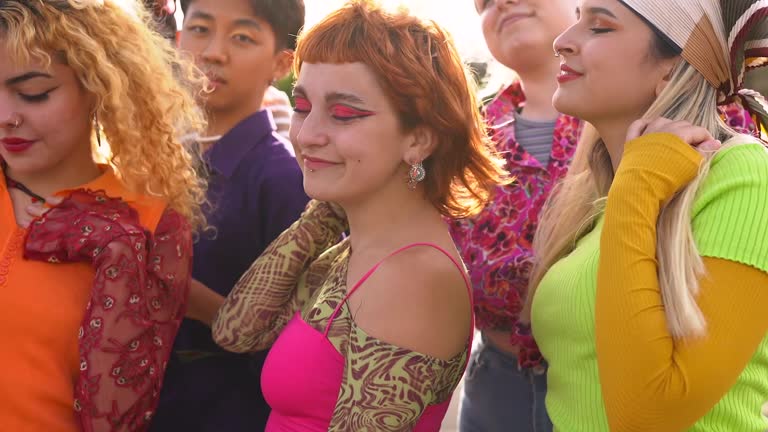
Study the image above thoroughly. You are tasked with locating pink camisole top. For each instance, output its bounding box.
[261,242,474,431]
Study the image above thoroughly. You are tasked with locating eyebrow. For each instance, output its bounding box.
[578,6,618,19]
[233,18,262,31]
[187,10,214,21]
[326,92,365,105]
[293,86,367,105]
[5,71,54,86]
[187,10,262,31]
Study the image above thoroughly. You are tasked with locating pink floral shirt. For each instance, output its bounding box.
[449,81,756,370]
[449,81,581,370]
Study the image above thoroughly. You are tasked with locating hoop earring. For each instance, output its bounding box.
[407,161,426,190]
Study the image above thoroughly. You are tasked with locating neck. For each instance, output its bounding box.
[205,109,250,139]
[205,94,265,139]
[6,153,101,199]
[593,118,637,172]
[202,105,259,153]
[515,58,561,121]
[342,174,444,255]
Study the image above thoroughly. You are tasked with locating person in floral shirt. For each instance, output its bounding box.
[452,1,757,431]
[451,2,580,431]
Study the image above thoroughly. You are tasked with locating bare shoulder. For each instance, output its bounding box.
[349,243,472,361]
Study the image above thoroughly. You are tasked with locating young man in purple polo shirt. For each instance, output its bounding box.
[150,0,308,430]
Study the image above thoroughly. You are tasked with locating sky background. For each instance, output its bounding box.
[304,0,490,61]
[175,1,513,93]
[175,0,491,61]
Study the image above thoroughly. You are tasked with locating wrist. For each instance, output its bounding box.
[615,133,703,200]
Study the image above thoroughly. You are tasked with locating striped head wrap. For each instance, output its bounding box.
[619,0,768,132]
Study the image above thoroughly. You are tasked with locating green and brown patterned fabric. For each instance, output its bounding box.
[620,0,768,130]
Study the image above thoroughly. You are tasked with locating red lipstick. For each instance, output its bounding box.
[557,64,584,84]
[1,137,35,153]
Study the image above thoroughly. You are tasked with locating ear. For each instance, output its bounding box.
[272,50,295,83]
[403,126,438,165]
[655,58,678,97]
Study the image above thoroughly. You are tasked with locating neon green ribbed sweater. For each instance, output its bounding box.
[532,136,768,432]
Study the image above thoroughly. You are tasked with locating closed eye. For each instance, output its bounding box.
[19,88,58,103]
[293,97,311,113]
[330,104,375,121]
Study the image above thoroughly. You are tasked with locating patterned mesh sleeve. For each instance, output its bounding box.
[328,326,467,431]
[24,191,191,432]
[212,200,347,353]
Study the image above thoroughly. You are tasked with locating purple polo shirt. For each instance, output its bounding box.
[152,110,308,431]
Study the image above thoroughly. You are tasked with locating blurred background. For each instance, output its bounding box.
[173,0,768,102]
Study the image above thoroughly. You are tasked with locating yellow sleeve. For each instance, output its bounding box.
[595,134,768,432]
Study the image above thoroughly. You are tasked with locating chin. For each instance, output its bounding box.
[552,89,583,119]
[201,93,232,112]
[302,180,340,203]
[1,157,50,176]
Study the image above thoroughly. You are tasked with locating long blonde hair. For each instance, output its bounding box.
[0,0,208,229]
[525,60,752,339]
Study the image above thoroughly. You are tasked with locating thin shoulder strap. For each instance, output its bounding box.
[323,242,474,340]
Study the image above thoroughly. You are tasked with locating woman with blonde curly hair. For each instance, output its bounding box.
[0,0,206,431]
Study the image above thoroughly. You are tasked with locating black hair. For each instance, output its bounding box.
[180,0,304,50]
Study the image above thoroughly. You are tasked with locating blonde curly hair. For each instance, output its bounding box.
[0,0,208,229]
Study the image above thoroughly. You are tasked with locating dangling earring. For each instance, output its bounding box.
[407,160,426,190]
[94,113,103,147]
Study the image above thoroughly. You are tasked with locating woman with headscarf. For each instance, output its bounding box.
[526,1,768,431]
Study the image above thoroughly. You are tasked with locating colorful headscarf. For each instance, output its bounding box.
[619,0,768,132]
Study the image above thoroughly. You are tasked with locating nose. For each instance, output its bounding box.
[292,109,330,154]
[199,33,228,65]
[0,107,22,131]
[553,24,579,58]
[494,0,521,11]
[475,0,519,14]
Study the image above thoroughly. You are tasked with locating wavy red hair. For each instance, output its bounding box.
[294,0,508,218]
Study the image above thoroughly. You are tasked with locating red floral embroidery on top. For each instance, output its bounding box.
[23,189,191,432]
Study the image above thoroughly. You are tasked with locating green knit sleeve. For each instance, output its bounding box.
[692,143,768,273]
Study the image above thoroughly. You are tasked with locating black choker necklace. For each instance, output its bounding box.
[2,162,47,203]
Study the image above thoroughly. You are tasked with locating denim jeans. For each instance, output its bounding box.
[458,334,552,432]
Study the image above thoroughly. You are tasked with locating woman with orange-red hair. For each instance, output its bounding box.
[211,0,508,430]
